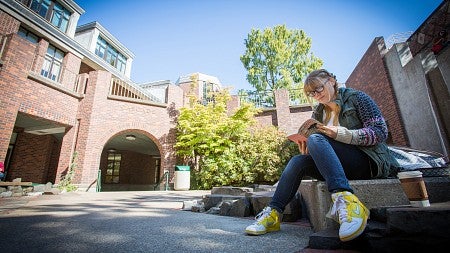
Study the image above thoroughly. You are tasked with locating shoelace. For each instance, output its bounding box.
[330,194,348,223]
[255,207,272,222]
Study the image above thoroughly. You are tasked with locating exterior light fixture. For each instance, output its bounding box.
[126,134,136,141]
[108,148,116,153]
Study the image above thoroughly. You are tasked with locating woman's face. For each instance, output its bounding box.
[307,78,336,104]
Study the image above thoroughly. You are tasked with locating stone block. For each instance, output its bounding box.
[44,182,53,191]
[33,184,46,192]
[211,186,253,196]
[301,177,450,233]
[182,199,203,211]
[300,180,337,232]
[386,202,450,236]
[300,179,411,232]
[249,191,273,215]
[254,184,276,192]
[308,227,366,250]
[1,191,13,198]
[423,177,450,203]
[248,190,301,221]
[202,194,246,210]
[227,198,251,217]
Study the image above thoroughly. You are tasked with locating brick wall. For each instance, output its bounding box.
[73,70,179,187]
[7,132,57,183]
[346,37,408,146]
[0,27,80,182]
[105,151,155,184]
[0,10,19,34]
[408,1,449,57]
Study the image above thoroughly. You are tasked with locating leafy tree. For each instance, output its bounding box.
[175,89,299,189]
[175,90,259,186]
[240,24,323,91]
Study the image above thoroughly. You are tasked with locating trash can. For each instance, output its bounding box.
[174,165,190,190]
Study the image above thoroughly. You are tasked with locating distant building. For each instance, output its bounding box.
[176,72,222,104]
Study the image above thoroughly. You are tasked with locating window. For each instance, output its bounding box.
[50,2,70,32]
[95,37,107,59]
[117,54,127,74]
[106,46,118,66]
[202,81,217,104]
[95,36,127,74]
[18,26,39,43]
[41,44,64,81]
[106,153,121,184]
[20,0,71,33]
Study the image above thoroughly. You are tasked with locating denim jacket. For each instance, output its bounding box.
[312,87,399,178]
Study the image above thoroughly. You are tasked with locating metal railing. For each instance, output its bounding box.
[237,88,310,108]
[153,170,170,191]
[96,169,102,192]
[238,90,275,108]
[385,31,413,49]
[110,78,163,103]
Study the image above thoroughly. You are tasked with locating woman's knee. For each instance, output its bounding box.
[307,133,328,150]
[283,155,309,174]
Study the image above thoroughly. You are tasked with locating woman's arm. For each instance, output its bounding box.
[335,92,388,146]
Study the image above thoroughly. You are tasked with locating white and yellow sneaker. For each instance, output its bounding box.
[245,207,281,235]
[329,191,370,242]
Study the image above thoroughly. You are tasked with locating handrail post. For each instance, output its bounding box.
[96,169,102,192]
[164,170,169,191]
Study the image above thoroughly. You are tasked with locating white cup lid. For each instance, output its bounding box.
[397,170,423,179]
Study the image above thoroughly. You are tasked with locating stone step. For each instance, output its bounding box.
[385,201,450,236]
[308,201,450,252]
[300,177,450,232]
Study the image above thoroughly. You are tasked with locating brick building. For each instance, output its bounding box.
[0,0,188,191]
[346,0,449,157]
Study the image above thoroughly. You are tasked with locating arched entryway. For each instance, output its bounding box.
[99,131,162,191]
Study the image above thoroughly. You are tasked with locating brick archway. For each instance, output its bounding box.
[97,129,165,191]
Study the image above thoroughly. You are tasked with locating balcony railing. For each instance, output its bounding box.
[385,31,413,49]
[238,90,275,108]
[238,88,309,108]
[110,78,164,103]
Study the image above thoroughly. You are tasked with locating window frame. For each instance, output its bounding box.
[105,152,121,184]
[18,26,39,44]
[95,36,128,74]
[21,0,71,33]
[40,44,64,82]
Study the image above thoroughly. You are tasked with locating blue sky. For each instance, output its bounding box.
[75,0,443,92]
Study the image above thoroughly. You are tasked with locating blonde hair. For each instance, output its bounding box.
[304,69,340,126]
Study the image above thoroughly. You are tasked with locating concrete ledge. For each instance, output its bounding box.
[300,177,450,232]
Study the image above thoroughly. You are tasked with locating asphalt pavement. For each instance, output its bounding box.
[0,191,313,253]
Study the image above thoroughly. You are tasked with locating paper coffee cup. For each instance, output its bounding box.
[397,171,430,207]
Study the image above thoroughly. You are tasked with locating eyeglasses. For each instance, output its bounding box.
[306,85,325,97]
[305,79,332,97]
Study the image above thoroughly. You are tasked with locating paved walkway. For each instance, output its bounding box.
[0,191,313,253]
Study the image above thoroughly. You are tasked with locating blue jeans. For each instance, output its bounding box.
[269,133,372,213]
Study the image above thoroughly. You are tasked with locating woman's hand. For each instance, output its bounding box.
[297,140,308,154]
[317,125,338,139]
